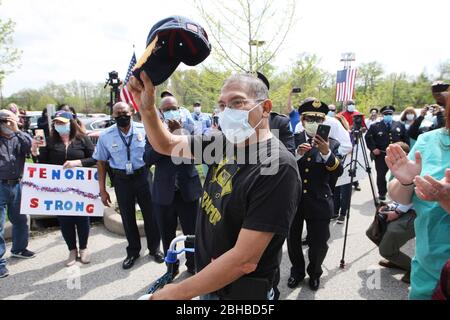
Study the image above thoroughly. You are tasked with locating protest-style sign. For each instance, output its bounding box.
[20,163,104,217]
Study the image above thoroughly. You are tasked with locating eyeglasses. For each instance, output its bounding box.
[218,99,264,110]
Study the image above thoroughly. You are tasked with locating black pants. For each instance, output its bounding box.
[334,183,352,217]
[153,190,198,271]
[287,211,330,279]
[58,216,90,251]
[114,171,160,257]
[374,154,389,197]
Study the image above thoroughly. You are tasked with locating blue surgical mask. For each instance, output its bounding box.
[218,102,264,144]
[347,105,356,113]
[55,123,71,135]
[327,111,335,117]
[163,110,181,122]
[383,115,393,124]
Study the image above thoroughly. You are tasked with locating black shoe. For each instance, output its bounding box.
[337,215,346,224]
[331,214,339,220]
[287,275,304,289]
[149,249,165,264]
[0,265,9,278]
[379,195,386,201]
[11,249,36,259]
[122,255,139,270]
[309,278,320,291]
[354,186,362,191]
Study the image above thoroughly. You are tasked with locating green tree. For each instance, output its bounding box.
[0,0,22,106]
[193,0,296,73]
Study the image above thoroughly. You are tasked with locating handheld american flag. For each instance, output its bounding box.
[120,52,139,112]
[336,68,357,102]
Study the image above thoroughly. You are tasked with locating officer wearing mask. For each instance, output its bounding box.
[191,102,212,135]
[287,98,343,291]
[93,102,164,269]
[365,106,409,201]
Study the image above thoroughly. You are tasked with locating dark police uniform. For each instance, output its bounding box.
[144,141,203,274]
[287,98,343,290]
[365,106,409,199]
[269,112,295,155]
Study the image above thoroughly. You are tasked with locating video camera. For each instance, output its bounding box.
[352,114,364,131]
[104,70,122,89]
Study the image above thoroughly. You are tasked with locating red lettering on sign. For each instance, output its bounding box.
[27,167,37,178]
[39,168,47,179]
[86,204,94,214]
[30,198,39,208]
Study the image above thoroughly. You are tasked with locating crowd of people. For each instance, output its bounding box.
[0,74,448,301]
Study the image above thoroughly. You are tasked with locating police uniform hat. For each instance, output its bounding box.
[431,81,450,93]
[370,107,379,114]
[380,105,395,115]
[133,16,211,86]
[298,98,329,118]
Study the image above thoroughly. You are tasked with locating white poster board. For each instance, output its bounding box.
[20,163,104,217]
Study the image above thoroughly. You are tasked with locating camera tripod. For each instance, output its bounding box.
[104,71,122,115]
[339,129,379,269]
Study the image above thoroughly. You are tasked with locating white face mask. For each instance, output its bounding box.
[218,101,264,144]
[406,114,415,121]
[347,105,356,113]
[304,121,319,137]
[194,107,201,114]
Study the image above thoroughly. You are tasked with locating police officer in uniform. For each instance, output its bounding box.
[269,112,295,155]
[365,106,409,201]
[94,102,164,269]
[287,98,343,291]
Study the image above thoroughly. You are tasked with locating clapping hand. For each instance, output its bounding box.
[385,144,422,185]
[414,169,450,214]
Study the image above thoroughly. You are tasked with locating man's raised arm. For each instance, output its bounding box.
[127,71,192,158]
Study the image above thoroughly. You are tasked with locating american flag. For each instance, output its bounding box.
[120,52,139,112]
[335,68,357,102]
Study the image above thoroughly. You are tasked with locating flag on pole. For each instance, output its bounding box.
[335,68,357,102]
[120,52,139,112]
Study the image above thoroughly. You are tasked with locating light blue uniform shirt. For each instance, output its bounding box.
[192,112,212,135]
[93,122,147,170]
[408,128,450,300]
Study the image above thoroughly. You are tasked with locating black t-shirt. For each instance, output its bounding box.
[189,134,301,285]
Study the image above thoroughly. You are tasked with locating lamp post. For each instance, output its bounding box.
[340,52,356,70]
[249,40,266,72]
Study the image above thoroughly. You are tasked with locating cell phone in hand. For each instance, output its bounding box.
[34,129,46,147]
[292,87,301,93]
[213,116,219,126]
[316,124,331,141]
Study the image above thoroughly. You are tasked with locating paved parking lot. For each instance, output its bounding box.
[0,178,413,300]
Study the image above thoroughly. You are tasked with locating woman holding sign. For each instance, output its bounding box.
[31,111,96,267]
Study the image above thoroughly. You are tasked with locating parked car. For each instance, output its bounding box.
[80,117,114,144]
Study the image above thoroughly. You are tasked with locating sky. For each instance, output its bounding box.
[1,0,449,96]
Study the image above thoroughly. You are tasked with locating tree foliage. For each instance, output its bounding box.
[0,0,22,89]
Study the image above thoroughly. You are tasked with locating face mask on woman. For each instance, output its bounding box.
[304,121,320,137]
[406,114,415,121]
[55,123,71,136]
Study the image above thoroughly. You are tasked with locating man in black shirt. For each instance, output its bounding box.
[129,72,301,300]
